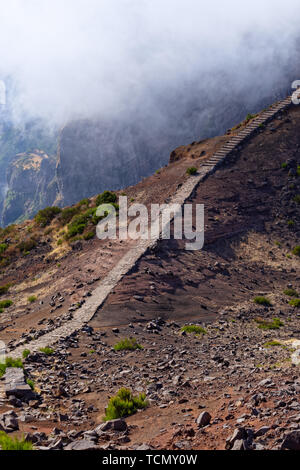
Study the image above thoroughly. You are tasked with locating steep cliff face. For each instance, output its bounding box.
[1,150,58,226]
[56,118,171,207]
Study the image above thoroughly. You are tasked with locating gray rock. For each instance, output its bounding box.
[0,410,19,432]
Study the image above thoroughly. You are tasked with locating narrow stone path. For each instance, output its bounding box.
[10,96,292,357]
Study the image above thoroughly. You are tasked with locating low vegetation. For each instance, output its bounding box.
[103,388,148,421]
[96,190,117,207]
[0,357,23,377]
[0,284,11,296]
[181,325,207,335]
[39,347,54,355]
[255,318,284,330]
[292,246,300,257]
[28,295,37,303]
[0,432,33,450]
[264,341,284,348]
[186,167,198,176]
[26,379,35,390]
[254,296,272,306]
[35,206,62,227]
[114,338,143,351]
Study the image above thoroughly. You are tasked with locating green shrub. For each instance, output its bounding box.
[292,246,300,257]
[28,295,37,303]
[186,167,198,176]
[26,379,35,390]
[0,357,23,377]
[35,206,61,227]
[17,238,37,253]
[39,347,54,355]
[0,308,3,313]
[293,195,300,205]
[114,338,143,351]
[0,432,33,450]
[0,243,8,254]
[284,289,298,297]
[0,299,13,309]
[281,162,288,169]
[0,284,10,296]
[22,349,31,359]
[60,207,80,225]
[264,341,283,348]
[254,296,271,306]
[103,388,148,421]
[96,191,117,207]
[83,231,95,241]
[181,325,207,335]
[288,220,295,228]
[255,318,284,330]
[289,299,300,308]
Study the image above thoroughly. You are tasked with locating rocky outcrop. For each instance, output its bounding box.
[1,150,58,226]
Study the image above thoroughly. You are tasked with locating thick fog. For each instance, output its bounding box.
[0,0,299,127]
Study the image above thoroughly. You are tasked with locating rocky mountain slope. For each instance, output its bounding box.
[0,98,299,451]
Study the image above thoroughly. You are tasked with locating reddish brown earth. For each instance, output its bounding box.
[0,102,299,451]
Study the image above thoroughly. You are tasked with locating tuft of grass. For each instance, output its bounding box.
[255,318,284,330]
[0,299,13,309]
[0,243,8,254]
[22,349,31,359]
[114,338,143,351]
[0,432,33,450]
[0,357,23,377]
[35,206,62,227]
[181,325,207,335]
[289,299,300,308]
[284,289,298,298]
[28,295,37,304]
[26,379,35,390]
[293,195,300,205]
[186,167,198,176]
[254,296,272,307]
[264,340,283,348]
[96,191,117,207]
[103,388,148,421]
[0,284,11,296]
[39,347,54,356]
[292,246,300,257]
[288,220,295,228]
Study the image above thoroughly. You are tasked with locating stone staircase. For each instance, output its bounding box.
[9,95,293,358]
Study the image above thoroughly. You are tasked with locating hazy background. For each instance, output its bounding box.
[0,0,299,127]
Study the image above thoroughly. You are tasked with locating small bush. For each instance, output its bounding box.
[39,347,54,355]
[83,231,95,241]
[281,162,288,169]
[293,195,300,205]
[289,299,300,308]
[114,338,143,351]
[59,207,80,225]
[181,325,207,335]
[22,349,31,359]
[0,299,13,309]
[35,206,61,227]
[0,357,23,377]
[0,284,10,296]
[288,220,295,228]
[103,388,148,421]
[186,167,198,176]
[254,296,271,306]
[264,341,283,348]
[26,379,35,390]
[292,246,300,257]
[284,289,298,297]
[96,191,117,207]
[255,318,284,330]
[28,295,37,303]
[0,432,33,450]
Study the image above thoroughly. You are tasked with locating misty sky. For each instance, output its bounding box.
[0,0,299,125]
